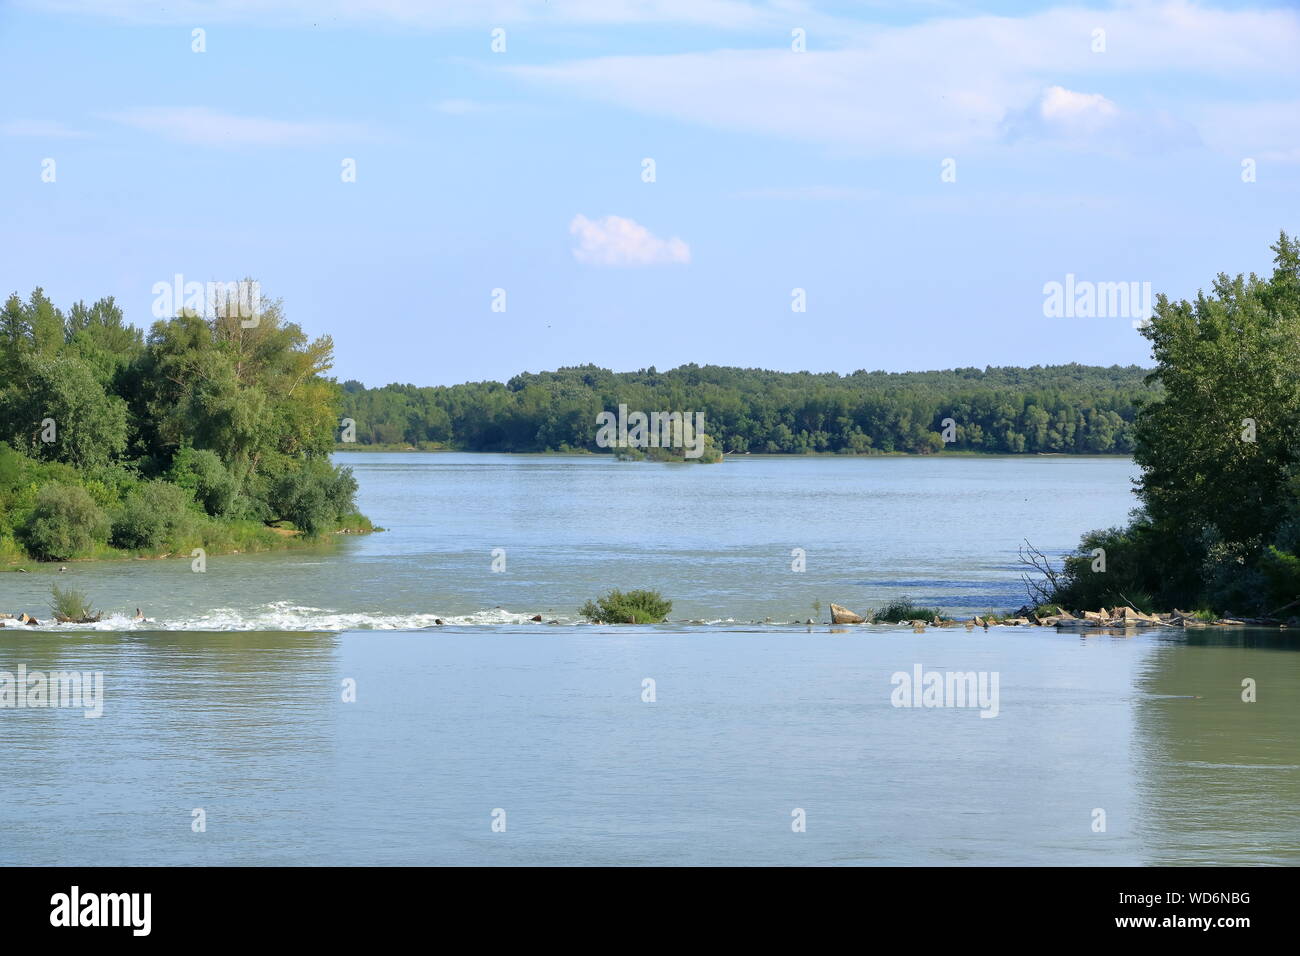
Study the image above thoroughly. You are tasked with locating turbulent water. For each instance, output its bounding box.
[4,453,1143,628]
[3,453,1298,866]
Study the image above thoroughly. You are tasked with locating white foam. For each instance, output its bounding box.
[35,602,574,632]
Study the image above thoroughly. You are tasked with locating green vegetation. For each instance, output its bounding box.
[872,597,944,622]
[339,364,1152,456]
[49,584,96,622]
[580,589,673,624]
[1042,233,1300,617]
[0,286,370,563]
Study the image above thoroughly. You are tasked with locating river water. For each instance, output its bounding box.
[2,453,1296,865]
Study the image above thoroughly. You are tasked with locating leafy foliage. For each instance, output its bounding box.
[1047,233,1300,615]
[872,597,943,622]
[49,584,96,621]
[19,482,110,561]
[340,364,1152,455]
[110,480,199,552]
[580,589,673,624]
[0,285,364,560]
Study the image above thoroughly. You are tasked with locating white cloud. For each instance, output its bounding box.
[569,214,690,266]
[0,119,87,138]
[1197,99,1300,164]
[25,0,781,29]
[509,2,1300,156]
[1000,85,1201,150]
[102,107,370,147]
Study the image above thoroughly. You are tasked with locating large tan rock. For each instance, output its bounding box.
[830,603,865,624]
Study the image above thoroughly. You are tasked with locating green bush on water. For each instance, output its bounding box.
[580,589,673,624]
[49,583,96,621]
[872,597,943,622]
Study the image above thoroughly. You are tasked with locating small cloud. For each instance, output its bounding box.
[102,107,370,147]
[0,119,87,138]
[569,214,690,267]
[1002,85,1120,142]
[1001,85,1198,152]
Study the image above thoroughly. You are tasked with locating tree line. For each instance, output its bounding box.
[0,289,366,562]
[1041,232,1300,617]
[340,363,1154,456]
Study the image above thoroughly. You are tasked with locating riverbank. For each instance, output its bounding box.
[1,518,379,571]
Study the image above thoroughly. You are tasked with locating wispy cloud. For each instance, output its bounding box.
[509,2,1300,157]
[999,85,1199,151]
[569,214,690,266]
[27,0,785,29]
[101,107,372,147]
[0,119,87,138]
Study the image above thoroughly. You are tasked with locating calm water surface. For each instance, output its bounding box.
[2,454,1297,865]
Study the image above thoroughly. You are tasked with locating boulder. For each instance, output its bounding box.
[830,603,865,624]
[530,614,543,622]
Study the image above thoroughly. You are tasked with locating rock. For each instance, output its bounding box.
[434,618,445,626]
[530,614,543,622]
[830,603,865,624]
[805,618,814,625]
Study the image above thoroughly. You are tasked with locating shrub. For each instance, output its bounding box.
[580,589,673,624]
[872,597,942,622]
[168,447,237,517]
[269,459,358,537]
[49,584,96,621]
[111,480,198,552]
[18,482,110,560]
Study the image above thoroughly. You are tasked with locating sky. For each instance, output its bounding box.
[1,0,1297,387]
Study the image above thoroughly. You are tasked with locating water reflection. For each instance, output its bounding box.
[1133,630,1300,865]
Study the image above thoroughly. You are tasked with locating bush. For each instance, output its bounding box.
[49,584,96,621]
[110,480,198,552]
[269,459,358,537]
[18,482,110,560]
[168,447,236,517]
[872,597,942,622]
[580,589,672,624]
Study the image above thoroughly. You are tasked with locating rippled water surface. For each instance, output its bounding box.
[3,454,1297,865]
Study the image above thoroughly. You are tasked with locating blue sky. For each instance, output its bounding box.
[1,0,1297,386]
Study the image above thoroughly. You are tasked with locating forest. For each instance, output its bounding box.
[339,362,1153,456]
[0,290,367,563]
[1041,233,1300,617]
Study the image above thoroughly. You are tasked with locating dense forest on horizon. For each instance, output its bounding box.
[339,363,1155,455]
